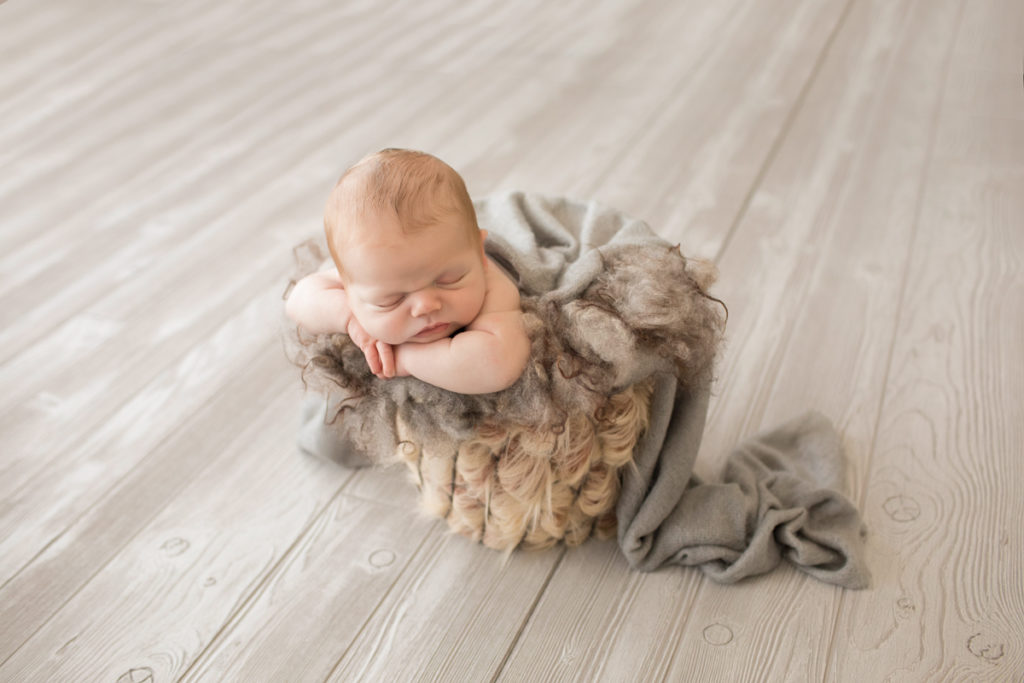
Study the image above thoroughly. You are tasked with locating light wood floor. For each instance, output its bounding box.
[2,0,1021,680]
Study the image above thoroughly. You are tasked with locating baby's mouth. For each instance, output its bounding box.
[415,322,449,338]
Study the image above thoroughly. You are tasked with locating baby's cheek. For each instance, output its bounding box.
[352,313,384,343]
[372,315,410,345]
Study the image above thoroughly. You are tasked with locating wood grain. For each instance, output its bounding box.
[0,359,344,680]
[827,0,1024,677]
[326,532,562,682]
[0,286,289,583]
[593,0,854,255]
[181,494,437,682]
[0,340,323,657]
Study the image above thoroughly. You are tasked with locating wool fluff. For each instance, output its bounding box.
[289,243,725,551]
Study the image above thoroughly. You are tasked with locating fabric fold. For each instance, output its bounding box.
[618,396,870,588]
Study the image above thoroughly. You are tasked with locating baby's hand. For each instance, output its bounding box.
[346,318,395,379]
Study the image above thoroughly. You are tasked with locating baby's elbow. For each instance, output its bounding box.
[493,332,531,391]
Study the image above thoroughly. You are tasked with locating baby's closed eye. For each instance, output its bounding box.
[436,273,467,286]
[371,295,405,310]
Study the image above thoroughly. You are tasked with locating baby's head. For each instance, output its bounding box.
[324,149,489,345]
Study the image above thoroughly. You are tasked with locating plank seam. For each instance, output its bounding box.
[320,526,447,682]
[488,547,569,682]
[713,0,858,264]
[578,0,751,199]
[176,485,354,681]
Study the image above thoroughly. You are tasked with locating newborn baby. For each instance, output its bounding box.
[286,148,530,394]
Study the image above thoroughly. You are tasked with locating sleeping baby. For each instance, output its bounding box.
[286,148,531,394]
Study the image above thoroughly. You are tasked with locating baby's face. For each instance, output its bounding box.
[339,210,488,345]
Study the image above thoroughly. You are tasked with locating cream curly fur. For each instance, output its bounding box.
[397,378,654,550]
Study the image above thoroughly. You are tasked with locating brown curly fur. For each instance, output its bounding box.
[287,242,724,550]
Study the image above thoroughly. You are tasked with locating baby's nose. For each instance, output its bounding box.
[410,291,442,317]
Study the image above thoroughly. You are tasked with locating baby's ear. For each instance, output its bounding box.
[479,229,488,260]
[479,228,488,242]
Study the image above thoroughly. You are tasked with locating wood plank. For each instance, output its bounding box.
[0,6,152,123]
[180,494,437,682]
[499,539,703,682]
[343,462,427,512]
[590,0,853,253]
[0,332,314,656]
[325,532,562,682]
[0,369,344,680]
[0,285,288,584]
[0,0,517,236]
[0,11,251,245]
[827,0,1024,677]
[0,214,295,498]
[455,0,737,197]
[0,3,378,181]
[500,0,962,678]
[456,0,849,258]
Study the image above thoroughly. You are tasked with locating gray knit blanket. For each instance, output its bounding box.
[294,192,870,589]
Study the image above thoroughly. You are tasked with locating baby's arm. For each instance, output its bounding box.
[394,310,530,394]
[285,270,352,334]
[286,270,394,376]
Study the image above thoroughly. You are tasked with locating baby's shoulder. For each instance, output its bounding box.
[478,256,521,315]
